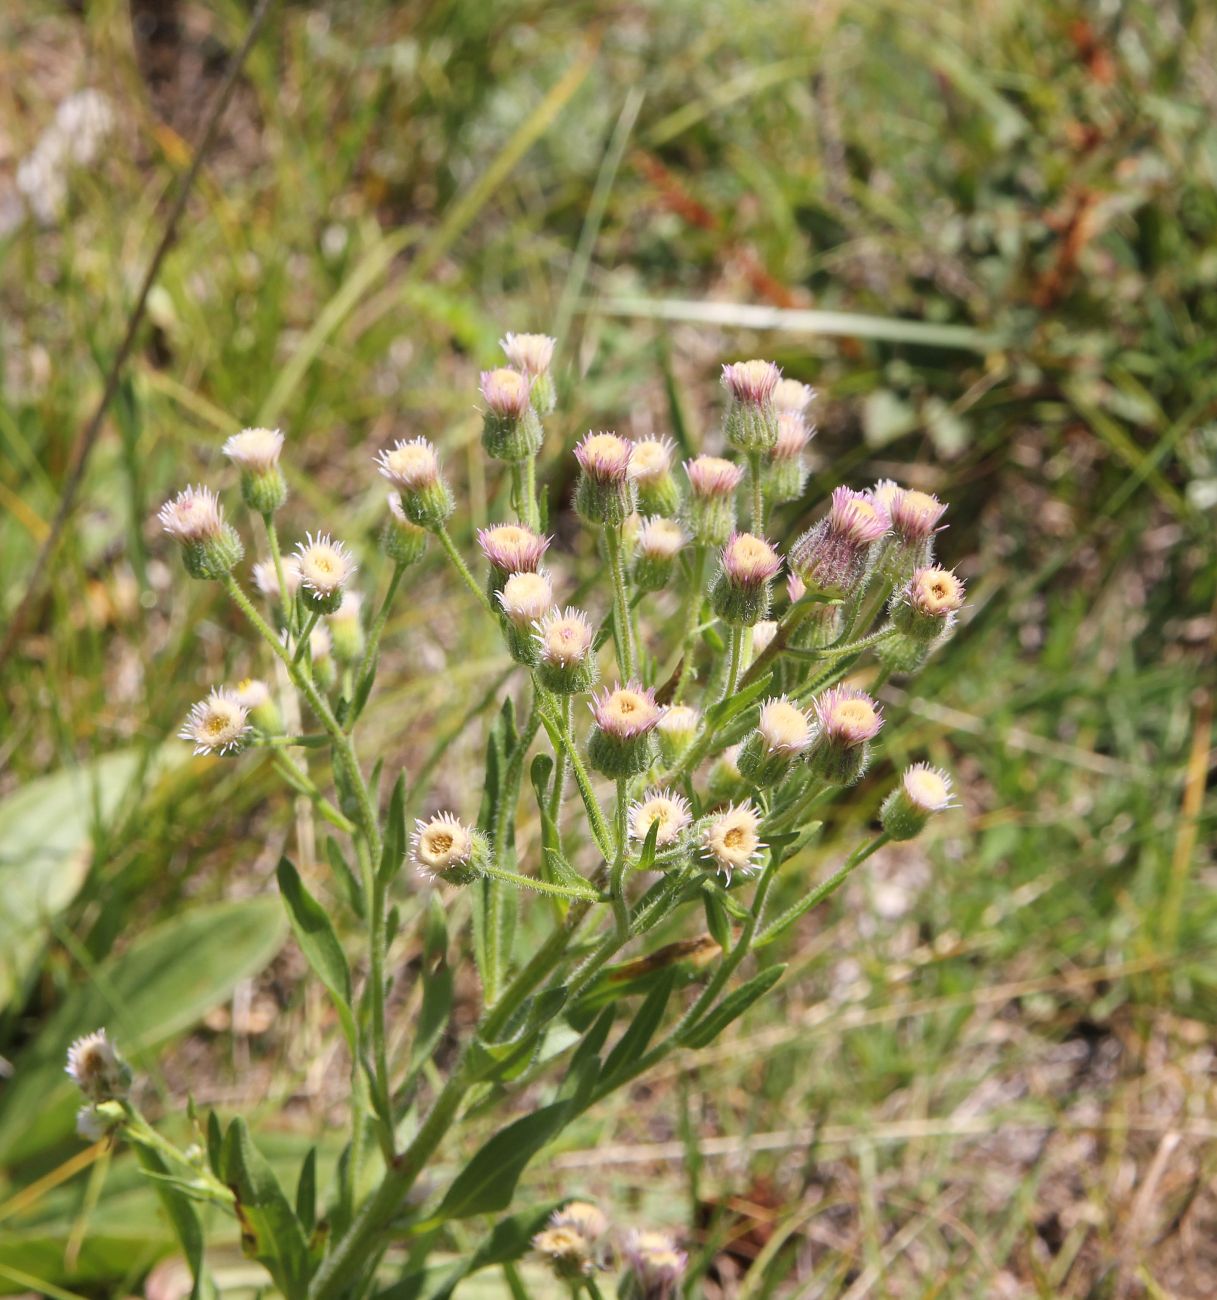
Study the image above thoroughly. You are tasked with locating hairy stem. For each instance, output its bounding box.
[352,559,406,710]
[435,524,493,615]
[604,525,634,680]
[673,546,707,702]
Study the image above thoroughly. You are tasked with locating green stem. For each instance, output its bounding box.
[480,861,602,902]
[610,777,630,938]
[537,695,613,861]
[748,451,764,534]
[720,623,745,703]
[673,546,707,702]
[358,836,393,1157]
[270,752,357,834]
[435,524,493,615]
[547,694,571,833]
[263,514,294,634]
[525,454,539,529]
[293,609,320,665]
[604,525,634,680]
[353,560,406,709]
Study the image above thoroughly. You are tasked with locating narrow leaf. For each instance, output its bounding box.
[681,965,786,1050]
[600,967,677,1085]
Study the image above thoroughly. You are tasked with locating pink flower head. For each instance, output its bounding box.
[814,685,883,746]
[773,411,812,461]
[786,572,807,603]
[685,455,744,500]
[773,378,816,414]
[476,522,550,574]
[827,486,890,545]
[721,532,782,589]
[721,359,781,405]
[157,485,224,542]
[499,332,556,376]
[479,367,531,418]
[575,431,633,483]
[889,488,947,543]
[589,681,664,740]
[628,435,676,485]
[535,606,594,667]
[871,478,902,512]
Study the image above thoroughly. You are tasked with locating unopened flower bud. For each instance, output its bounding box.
[767,411,813,503]
[751,620,778,658]
[876,485,947,583]
[501,332,557,414]
[808,685,882,786]
[309,624,336,689]
[699,802,764,881]
[575,432,636,526]
[412,812,488,885]
[789,486,889,600]
[375,437,454,529]
[534,606,597,694]
[622,1229,688,1300]
[479,368,542,461]
[683,456,743,546]
[588,682,663,777]
[223,427,287,514]
[881,763,954,840]
[656,704,700,764]
[738,696,813,784]
[66,1030,131,1103]
[721,359,781,453]
[891,566,965,640]
[294,533,357,614]
[772,378,816,415]
[158,485,243,580]
[628,788,692,852]
[179,688,250,756]
[711,532,781,626]
[629,436,681,516]
[477,522,550,596]
[234,677,282,735]
[634,516,686,591]
[253,555,302,603]
[498,569,554,663]
[533,1226,593,1281]
[327,591,365,664]
[383,493,429,565]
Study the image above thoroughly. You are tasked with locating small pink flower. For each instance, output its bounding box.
[535,606,594,667]
[589,681,664,740]
[773,378,816,413]
[477,523,550,574]
[479,367,531,418]
[685,455,744,499]
[889,488,947,543]
[500,332,556,376]
[376,437,441,491]
[813,685,883,746]
[828,486,890,545]
[772,411,812,461]
[721,359,781,405]
[637,516,686,560]
[907,567,965,617]
[574,431,633,483]
[786,572,807,603]
[157,485,224,542]
[721,532,781,589]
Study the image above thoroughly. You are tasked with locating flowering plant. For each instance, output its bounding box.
[71,342,963,1298]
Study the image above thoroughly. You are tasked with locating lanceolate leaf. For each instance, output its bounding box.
[681,965,787,1050]
[131,1144,207,1300]
[600,967,677,1087]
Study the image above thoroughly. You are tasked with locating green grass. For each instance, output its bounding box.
[1,0,1214,1295]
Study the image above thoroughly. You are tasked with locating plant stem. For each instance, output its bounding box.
[435,524,493,615]
[673,546,707,702]
[263,514,294,634]
[749,450,765,533]
[480,861,601,901]
[720,623,745,703]
[610,776,630,938]
[293,609,320,664]
[537,696,613,861]
[358,836,393,1157]
[547,694,571,833]
[270,752,357,834]
[604,525,634,680]
[352,560,406,711]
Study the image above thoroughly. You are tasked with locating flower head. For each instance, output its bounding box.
[623,1230,688,1300]
[700,802,764,880]
[814,685,883,746]
[222,427,284,473]
[657,704,700,763]
[773,411,812,461]
[498,569,554,629]
[773,378,816,414]
[477,523,550,575]
[376,437,441,492]
[637,517,685,560]
[551,1201,609,1242]
[721,532,781,589]
[479,367,531,418]
[903,763,954,812]
[253,556,302,601]
[233,677,271,711]
[889,488,947,543]
[628,788,693,848]
[629,436,676,486]
[157,485,223,542]
[828,486,890,545]
[294,532,356,609]
[500,332,556,376]
[721,359,781,405]
[575,431,633,483]
[384,493,429,565]
[685,455,744,500]
[412,813,484,884]
[532,1226,593,1281]
[751,620,778,656]
[757,697,814,755]
[179,688,250,756]
[66,1030,131,1102]
[590,682,664,740]
[906,566,965,618]
[786,572,806,603]
[535,606,594,667]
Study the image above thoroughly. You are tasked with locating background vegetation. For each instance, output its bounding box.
[1,0,1214,1294]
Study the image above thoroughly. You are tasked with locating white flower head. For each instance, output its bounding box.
[412,812,477,880]
[628,788,693,848]
[157,485,223,542]
[757,696,814,756]
[700,802,765,880]
[498,569,554,629]
[253,555,302,600]
[628,436,676,486]
[500,332,556,376]
[66,1029,129,1102]
[179,688,250,756]
[376,437,440,491]
[293,532,356,598]
[222,427,284,473]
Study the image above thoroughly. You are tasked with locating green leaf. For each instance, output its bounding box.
[704,671,773,730]
[600,967,677,1086]
[325,836,365,918]
[379,773,408,886]
[542,849,601,900]
[702,891,732,951]
[681,965,786,1050]
[221,1117,312,1299]
[131,1143,207,1300]
[0,898,286,1165]
[432,1102,571,1222]
[634,819,660,874]
[0,749,155,1009]
[296,1148,317,1236]
[409,898,453,1074]
[276,858,356,1054]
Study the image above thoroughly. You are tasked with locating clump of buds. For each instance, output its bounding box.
[738,696,814,785]
[158,486,244,579]
[588,682,664,777]
[477,523,550,597]
[479,367,542,462]
[711,532,781,626]
[376,437,454,529]
[575,432,636,526]
[808,685,883,786]
[881,763,954,840]
[634,516,686,592]
[497,570,555,664]
[534,606,597,694]
[501,331,557,414]
[722,359,781,453]
[412,813,488,885]
[790,486,889,599]
[294,533,357,614]
[179,688,250,756]
[223,427,287,515]
[684,455,743,546]
[383,493,429,566]
[629,436,681,516]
